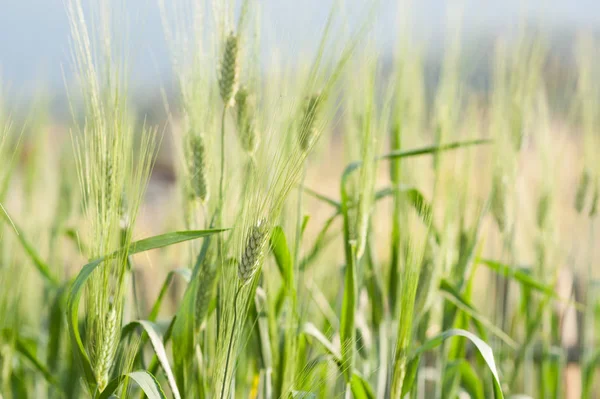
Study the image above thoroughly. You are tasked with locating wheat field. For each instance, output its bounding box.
[0,1,599,398]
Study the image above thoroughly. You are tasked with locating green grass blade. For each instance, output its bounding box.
[339,256,357,382]
[378,139,491,161]
[255,288,273,398]
[458,359,485,399]
[128,371,168,399]
[301,323,374,398]
[128,230,227,254]
[302,322,340,360]
[121,321,181,399]
[349,373,375,399]
[0,207,59,286]
[302,187,341,209]
[340,166,357,384]
[479,258,554,296]
[13,335,60,389]
[300,210,340,271]
[99,370,167,399]
[582,349,600,398]
[410,328,504,398]
[148,269,191,322]
[400,355,420,398]
[47,285,68,372]
[171,230,216,394]
[270,226,293,288]
[439,279,517,349]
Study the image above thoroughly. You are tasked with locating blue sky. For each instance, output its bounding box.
[1,0,599,95]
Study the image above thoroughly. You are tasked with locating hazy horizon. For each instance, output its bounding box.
[1,0,599,98]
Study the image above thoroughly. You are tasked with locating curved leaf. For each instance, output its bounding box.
[439,279,516,349]
[302,323,374,399]
[99,370,167,399]
[1,208,59,286]
[13,335,60,389]
[121,321,181,399]
[410,329,503,398]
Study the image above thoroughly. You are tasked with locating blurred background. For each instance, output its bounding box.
[3,0,600,107]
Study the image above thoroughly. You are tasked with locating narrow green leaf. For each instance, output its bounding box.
[300,210,340,271]
[99,370,167,399]
[350,373,375,399]
[63,227,90,255]
[302,186,341,209]
[121,321,181,399]
[301,215,311,237]
[270,226,293,287]
[439,279,516,349]
[128,230,227,254]
[302,323,374,398]
[378,139,491,161]
[400,355,420,398]
[302,323,340,359]
[148,269,191,322]
[583,349,600,398]
[171,230,216,394]
[47,285,68,372]
[410,329,504,398]
[458,360,485,399]
[14,336,60,389]
[479,258,554,296]
[0,208,59,286]
[340,163,357,384]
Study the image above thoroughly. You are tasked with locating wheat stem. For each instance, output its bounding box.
[219,105,227,216]
[220,283,242,399]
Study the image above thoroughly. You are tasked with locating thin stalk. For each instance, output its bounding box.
[220,284,242,399]
[219,105,228,217]
[279,166,305,394]
[389,122,402,317]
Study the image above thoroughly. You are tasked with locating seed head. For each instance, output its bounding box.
[238,218,269,283]
[298,93,322,152]
[94,306,118,392]
[187,133,209,202]
[219,32,240,107]
[97,150,114,220]
[235,87,258,154]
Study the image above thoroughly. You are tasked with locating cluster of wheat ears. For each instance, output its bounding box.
[0,0,600,398]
